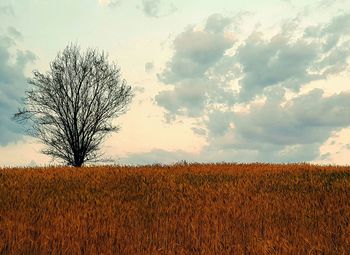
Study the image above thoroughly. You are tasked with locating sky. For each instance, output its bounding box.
[0,0,350,166]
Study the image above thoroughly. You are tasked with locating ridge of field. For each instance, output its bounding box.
[0,163,349,254]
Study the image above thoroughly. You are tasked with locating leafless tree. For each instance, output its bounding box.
[14,44,133,167]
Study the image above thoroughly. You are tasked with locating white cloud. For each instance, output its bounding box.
[152,11,350,164]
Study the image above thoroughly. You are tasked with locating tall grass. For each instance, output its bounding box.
[0,163,349,254]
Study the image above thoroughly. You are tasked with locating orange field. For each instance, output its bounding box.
[0,163,349,254]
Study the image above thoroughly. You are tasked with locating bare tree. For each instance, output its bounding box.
[14,44,133,167]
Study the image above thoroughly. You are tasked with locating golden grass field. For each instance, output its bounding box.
[0,163,349,254]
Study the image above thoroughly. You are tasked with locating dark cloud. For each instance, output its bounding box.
[238,90,350,145]
[236,32,321,101]
[0,34,36,146]
[322,13,350,37]
[141,0,176,18]
[206,89,350,162]
[237,12,350,101]
[305,13,350,52]
[156,14,235,119]
[155,79,208,120]
[159,15,234,84]
[207,110,232,136]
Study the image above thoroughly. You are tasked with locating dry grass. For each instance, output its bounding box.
[0,163,349,254]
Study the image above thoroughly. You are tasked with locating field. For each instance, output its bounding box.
[0,163,349,254]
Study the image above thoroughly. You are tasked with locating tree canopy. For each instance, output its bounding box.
[14,44,133,167]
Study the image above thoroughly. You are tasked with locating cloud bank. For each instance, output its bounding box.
[0,31,36,146]
[126,11,350,164]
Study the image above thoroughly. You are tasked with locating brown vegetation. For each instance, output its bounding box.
[0,163,349,254]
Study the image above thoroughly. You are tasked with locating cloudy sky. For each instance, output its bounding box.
[0,0,350,166]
